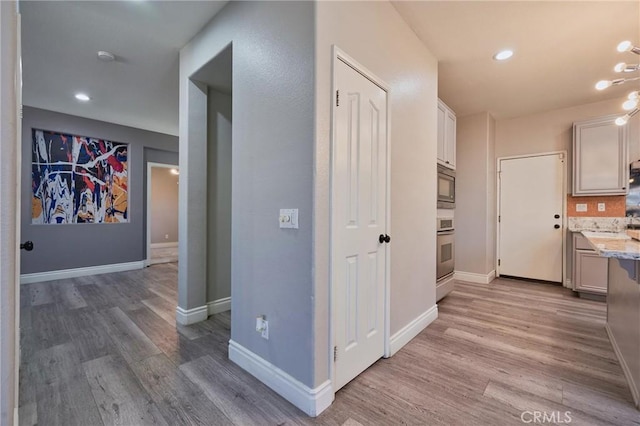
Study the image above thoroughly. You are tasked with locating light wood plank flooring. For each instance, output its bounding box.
[149,245,178,265]
[19,267,640,425]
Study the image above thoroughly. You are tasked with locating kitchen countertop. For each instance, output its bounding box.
[581,231,640,260]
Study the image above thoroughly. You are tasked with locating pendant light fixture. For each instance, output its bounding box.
[595,40,640,125]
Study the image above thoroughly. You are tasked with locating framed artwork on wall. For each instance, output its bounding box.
[31,128,129,224]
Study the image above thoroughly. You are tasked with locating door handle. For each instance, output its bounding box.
[378,234,391,244]
[554,224,560,229]
[20,241,34,251]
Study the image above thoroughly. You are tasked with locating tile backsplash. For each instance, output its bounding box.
[567,195,626,217]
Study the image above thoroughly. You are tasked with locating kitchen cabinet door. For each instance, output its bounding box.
[437,99,456,169]
[574,249,608,294]
[437,102,446,166]
[573,115,628,196]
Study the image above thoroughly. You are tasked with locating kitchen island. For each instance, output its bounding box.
[581,231,640,409]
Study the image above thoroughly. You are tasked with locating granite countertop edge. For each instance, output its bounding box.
[580,231,640,260]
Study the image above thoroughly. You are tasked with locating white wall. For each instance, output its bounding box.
[0,1,18,424]
[315,0,439,385]
[455,112,496,276]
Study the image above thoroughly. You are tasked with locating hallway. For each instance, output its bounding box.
[18,266,639,425]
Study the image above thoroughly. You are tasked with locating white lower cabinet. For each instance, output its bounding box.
[573,233,608,295]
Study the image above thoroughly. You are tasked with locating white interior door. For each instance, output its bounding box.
[333,58,387,391]
[498,153,564,283]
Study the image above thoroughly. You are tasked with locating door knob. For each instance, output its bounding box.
[554,214,560,219]
[378,234,391,244]
[554,224,560,229]
[20,241,34,251]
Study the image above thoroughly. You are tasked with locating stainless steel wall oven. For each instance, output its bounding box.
[436,217,455,281]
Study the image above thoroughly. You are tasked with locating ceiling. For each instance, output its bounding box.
[21,1,640,134]
[21,1,228,136]
[392,1,640,119]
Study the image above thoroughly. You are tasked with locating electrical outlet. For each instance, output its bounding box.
[256,316,269,340]
[598,203,605,212]
[164,234,169,240]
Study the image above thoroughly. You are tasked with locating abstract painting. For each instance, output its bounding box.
[31,129,128,224]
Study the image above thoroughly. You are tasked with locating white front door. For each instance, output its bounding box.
[498,153,565,283]
[333,58,388,391]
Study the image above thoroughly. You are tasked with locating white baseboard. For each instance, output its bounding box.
[228,340,333,416]
[20,260,145,284]
[207,297,231,315]
[150,242,179,249]
[148,256,179,266]
[454,270,496,284]
[389,305,438,357]
[605,324,639,408]
[175,305,208,325]
[565,278,572,289]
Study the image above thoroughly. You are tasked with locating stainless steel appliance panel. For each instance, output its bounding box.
[437,164,455,209]
[437,230,455,280]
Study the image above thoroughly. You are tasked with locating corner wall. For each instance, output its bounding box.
[21,107,178,274]
[315,0,439,386]
[207,89,231,304]
[180,1,315,387]
[455,112,496,278]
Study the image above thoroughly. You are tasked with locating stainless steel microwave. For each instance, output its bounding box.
[437,164,455,209]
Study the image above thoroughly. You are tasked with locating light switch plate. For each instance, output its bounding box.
[279,209,298,229]
[598,203,605,212]
[576,203,587,212]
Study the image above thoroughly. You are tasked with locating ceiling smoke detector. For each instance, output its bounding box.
[97,51,116,62]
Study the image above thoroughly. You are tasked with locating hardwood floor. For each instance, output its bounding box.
[19,267,640,425]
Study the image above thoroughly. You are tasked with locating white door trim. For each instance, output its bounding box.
[146,162,179,267]
[496,151,567,286]
[14,8,22,425]
[329,45,391,396]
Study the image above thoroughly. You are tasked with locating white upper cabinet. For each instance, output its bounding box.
[573,115,628,196]
[437,99,456,169]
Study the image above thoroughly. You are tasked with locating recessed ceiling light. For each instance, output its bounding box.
[493,50,514,61]
[75,93,91,102]
[170,168,179,175]
[97,50,116,62]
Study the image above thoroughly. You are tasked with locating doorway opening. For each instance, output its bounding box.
[147,163,180,266]
[182,43,233,319]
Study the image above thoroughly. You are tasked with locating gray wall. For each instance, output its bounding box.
[0,1,18,423]
[180,1,315,386]
[21,107,178,274]
[207,89,232,303]
[150,167,179,244]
